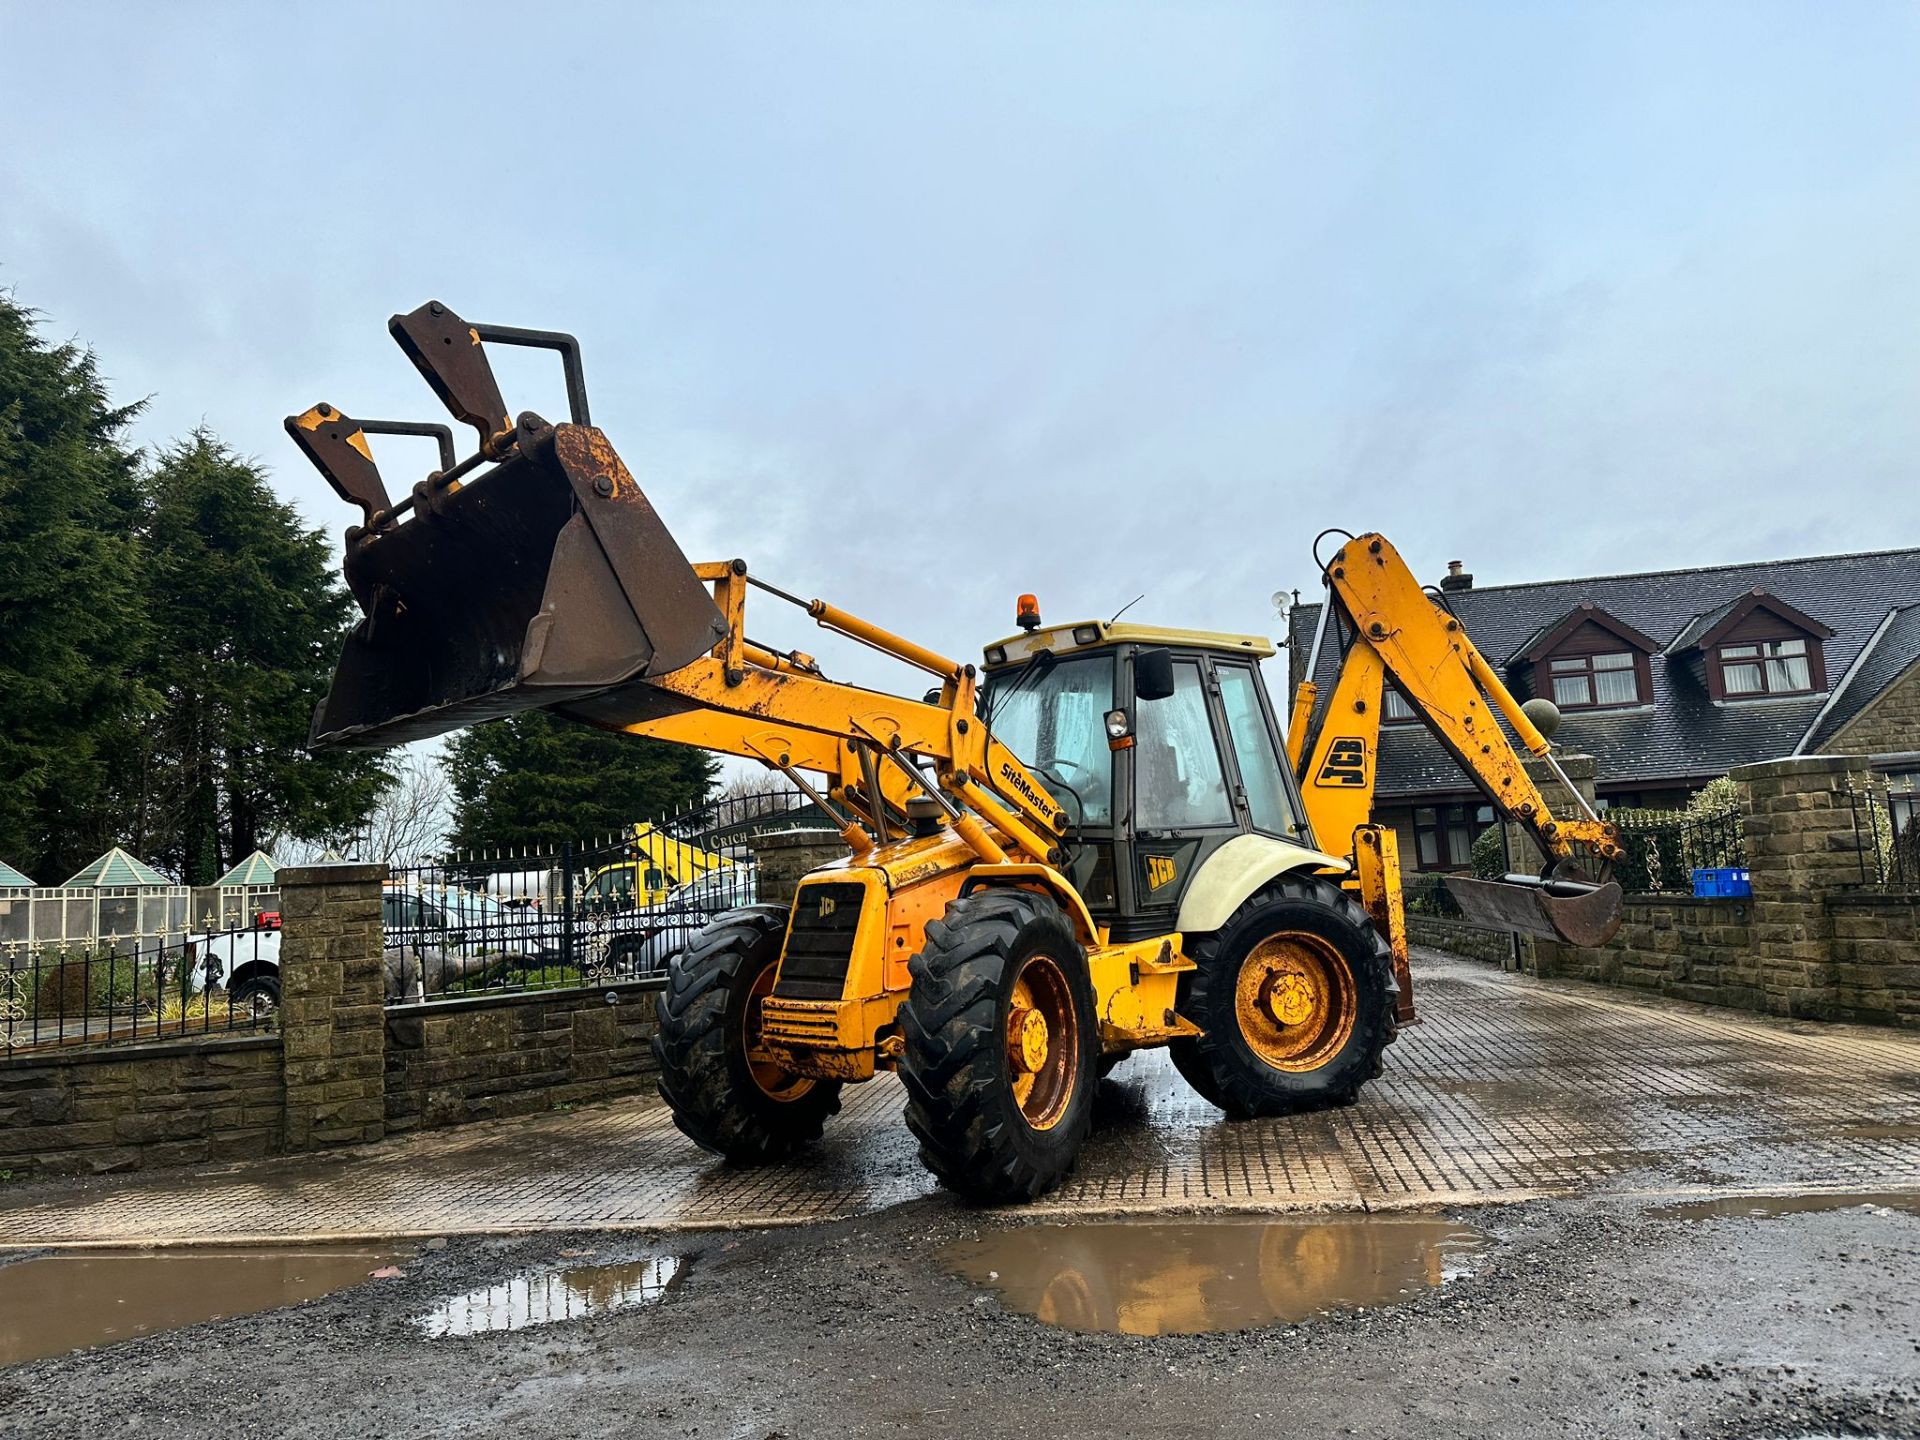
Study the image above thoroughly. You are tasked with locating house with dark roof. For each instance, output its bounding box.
[1287,547,1920,873]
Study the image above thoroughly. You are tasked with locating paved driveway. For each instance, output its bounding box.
[4,952,1918,1245]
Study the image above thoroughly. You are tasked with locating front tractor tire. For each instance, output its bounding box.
[900,889,1100,1205]
[1169,876,1396,1119]
[652,905,842,1163]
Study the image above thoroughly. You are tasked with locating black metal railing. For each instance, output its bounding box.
[1,925,279,1054]
[1610,809,1745,894]
[1845,777,1920,889]
[384,786,836,1004]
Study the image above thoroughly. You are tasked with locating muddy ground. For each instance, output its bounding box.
[3,1188,1918,1440]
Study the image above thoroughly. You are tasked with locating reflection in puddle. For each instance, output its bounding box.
[945,1217,1485,1336]
[1654,1190,1920,1221]
[0,1247,395,1367]
[419,1255,681,1337]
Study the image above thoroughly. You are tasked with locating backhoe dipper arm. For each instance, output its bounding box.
[1292,534,1622,880]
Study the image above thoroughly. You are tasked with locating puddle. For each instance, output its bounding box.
[419,1254,681,1337]
[944,1217,1485,1336]
[1653,1190,1920,1221]
[0,1247,396,1367]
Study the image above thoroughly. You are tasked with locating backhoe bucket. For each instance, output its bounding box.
[308,416,726,749]
[1446,873,1624,948]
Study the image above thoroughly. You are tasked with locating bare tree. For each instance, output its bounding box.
[360,750,452,865]
[270,749,451,867]
[713,766,791,803]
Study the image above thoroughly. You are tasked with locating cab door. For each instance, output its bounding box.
[1117,652,1244,936]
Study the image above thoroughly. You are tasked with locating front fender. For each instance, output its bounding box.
[1176,834,1349,935]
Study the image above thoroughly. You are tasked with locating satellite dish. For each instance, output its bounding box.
[1271,589,1290,617]
[1521,697,1563,741]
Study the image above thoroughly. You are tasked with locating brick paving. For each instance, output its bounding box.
[4,952,1918,1245]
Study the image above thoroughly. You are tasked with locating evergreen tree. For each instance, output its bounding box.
[138,431,387,881]
[445,711,716,854]
[0,294,149,882]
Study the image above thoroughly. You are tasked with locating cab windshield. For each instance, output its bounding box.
[983,653,1114,827]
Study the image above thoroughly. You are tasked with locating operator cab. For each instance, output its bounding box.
[981,605,1315,940]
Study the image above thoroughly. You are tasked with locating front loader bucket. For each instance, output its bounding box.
[309,417,725,749]
[1446,873,1624,948]
[296,302,728,750]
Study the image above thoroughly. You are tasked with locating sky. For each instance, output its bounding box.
[4,1,1919,711]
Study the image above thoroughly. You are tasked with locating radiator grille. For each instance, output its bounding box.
[774,882,865,1000]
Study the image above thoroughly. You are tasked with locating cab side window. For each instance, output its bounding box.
[1216,664,1298,836]
[1134,659,1234,828]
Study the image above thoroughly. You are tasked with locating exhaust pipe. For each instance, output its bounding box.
[293,303,728,750]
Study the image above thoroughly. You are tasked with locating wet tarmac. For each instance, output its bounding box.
[0,1246,395,1367]
[8,953,1919,1245]
[944,1215,1486,1334]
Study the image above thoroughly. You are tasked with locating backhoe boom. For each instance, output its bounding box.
[1290,533,1623,945]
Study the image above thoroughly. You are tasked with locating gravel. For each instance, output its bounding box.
[4,1192,1918,1439]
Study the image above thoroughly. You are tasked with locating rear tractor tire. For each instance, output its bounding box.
[652,906,842,1163]
[900,889,1100,1204]
[1169,875,1396,1119]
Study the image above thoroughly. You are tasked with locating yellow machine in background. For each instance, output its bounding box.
[579,822,732,912]
[292,302,1622,1203]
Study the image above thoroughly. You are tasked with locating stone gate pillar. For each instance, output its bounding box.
[743,829,849,906]
[277,862,388,1151]
[1731,755,1874,1018]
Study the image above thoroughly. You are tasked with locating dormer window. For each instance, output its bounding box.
[1719,637,1812,696]
[1547,651,1640,709]
[1664,588,1833,702]
[1506,603,1658,714]
[1383,686,1417,723]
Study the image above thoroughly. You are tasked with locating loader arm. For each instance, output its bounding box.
[1289,533,1623,945]
[291,301,1071,872]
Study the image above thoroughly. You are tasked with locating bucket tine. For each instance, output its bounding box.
[389,301,511,443]
[286,404,395,532]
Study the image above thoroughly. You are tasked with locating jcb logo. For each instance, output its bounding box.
[1315,737,1369,788]
[1144,855,1177,891]
[816,894,837,919]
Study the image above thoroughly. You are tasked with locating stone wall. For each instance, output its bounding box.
[1828,894,1920,1027]
[3,860,668,1178]
[1829,659,1920,756]
[0,1035,282,1179]
[1528,896,1757,1008]
[1520,755,1920,1027]
[1408,915,1514,967]
[385,981,662,1133]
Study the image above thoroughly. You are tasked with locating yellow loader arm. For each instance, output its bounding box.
[1287,533,1624,947]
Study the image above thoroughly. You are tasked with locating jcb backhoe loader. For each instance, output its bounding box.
[291,303,1624,1203]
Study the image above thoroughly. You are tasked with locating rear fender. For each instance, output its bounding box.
[1176,834,1350,935]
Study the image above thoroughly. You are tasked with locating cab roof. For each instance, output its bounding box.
[982,618,1277,669]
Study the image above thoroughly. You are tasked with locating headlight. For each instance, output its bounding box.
[1105,708,1131,739]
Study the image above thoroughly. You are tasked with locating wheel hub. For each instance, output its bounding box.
[1234,933,1358,1073]
[1009,1003,1051,1074]
[1261,969,1317,1028]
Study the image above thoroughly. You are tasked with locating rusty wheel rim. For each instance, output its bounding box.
[744,963,813,1102]
[1234,932,1357,1072]
[1005,952,1080,1131]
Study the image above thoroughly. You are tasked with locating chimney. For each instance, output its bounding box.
[1440,559,1473,592]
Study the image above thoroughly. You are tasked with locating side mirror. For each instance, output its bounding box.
[1134,647,1176,702]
